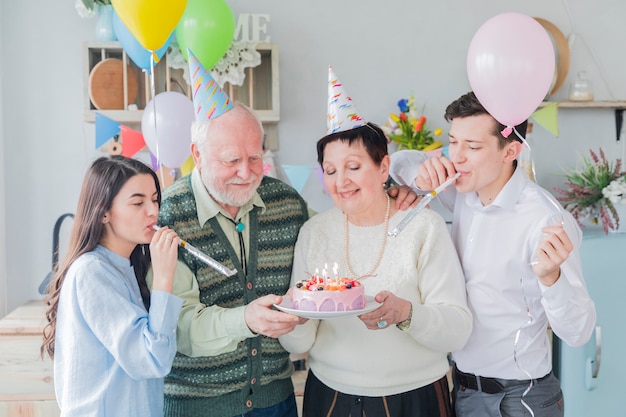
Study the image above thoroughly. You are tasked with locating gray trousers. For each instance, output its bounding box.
[453,372,564,417]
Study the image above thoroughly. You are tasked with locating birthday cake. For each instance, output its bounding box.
[291,275,365,312]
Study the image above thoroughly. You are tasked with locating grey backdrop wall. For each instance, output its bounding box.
[1,0,625,314]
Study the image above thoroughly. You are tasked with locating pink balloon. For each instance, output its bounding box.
[467,13,555,128]
[141,92,194,168]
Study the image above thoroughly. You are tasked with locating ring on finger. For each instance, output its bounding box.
[377,318,388,329]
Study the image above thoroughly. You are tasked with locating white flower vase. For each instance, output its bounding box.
[611,203,626,233]
[95,5,117,42]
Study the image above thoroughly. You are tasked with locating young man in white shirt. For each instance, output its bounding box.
[390,91,596,417]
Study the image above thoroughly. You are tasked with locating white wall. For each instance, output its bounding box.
[0,0,6,317]
[1,0,625,312]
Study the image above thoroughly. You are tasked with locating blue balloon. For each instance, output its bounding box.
[112,10,172,73]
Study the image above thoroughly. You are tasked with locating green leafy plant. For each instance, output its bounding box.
[75,0,111,18]
[554,148,626,234]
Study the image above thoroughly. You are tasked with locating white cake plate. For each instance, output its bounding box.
[273,295,381,319]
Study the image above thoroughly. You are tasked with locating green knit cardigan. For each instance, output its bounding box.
[159,175,308,417]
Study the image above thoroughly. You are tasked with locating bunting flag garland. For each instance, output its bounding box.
[282,164,313,194]
[180,155,195,176]
[424,145,449,159]
[531,103,559,136]
[95,112,121,149]
[119,125,146,158]
[150,152,160,172]
[313,165,329,195]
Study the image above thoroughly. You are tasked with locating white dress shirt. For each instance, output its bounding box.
[390,150,596,380]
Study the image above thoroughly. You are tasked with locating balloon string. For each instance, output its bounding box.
[149,51,165,189]
[514,276,535,417]
[501,126,531,151]
[513,127,532,151]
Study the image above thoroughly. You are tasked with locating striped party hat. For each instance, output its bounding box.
[327,66,366,134]
[188,49,234,120]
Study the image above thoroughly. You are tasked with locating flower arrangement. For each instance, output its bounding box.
[381,96,443,151]
[75,0,110,18]
[554,148,626,234]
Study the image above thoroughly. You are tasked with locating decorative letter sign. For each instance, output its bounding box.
[234,13,270,42]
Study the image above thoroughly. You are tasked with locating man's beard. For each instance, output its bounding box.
[201,170,261,207]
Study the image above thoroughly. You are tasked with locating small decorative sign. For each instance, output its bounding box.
[235,13,271,43]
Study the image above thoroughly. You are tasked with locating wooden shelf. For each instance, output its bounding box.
[83,42,281,150]
[83,109,280,125]
[540,100,626,109]
[539,101,626,141]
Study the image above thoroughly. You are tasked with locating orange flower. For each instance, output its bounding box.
[382,95,443,151]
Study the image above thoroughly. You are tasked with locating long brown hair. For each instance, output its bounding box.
[41,156,161,359]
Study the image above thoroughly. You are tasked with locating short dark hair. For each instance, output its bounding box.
[317,122,388,167]
[444,92,527,149]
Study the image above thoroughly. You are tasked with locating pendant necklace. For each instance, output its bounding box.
[344,193,390,280]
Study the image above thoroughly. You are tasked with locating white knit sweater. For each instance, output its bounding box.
[279,206,472,396]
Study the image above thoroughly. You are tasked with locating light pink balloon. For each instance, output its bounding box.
[467,13,555,128]
[141,92,194,168]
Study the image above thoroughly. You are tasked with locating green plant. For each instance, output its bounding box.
[75,0,111,18]
[554,148,626,234]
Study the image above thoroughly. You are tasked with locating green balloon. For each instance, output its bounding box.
[175,0,235,69]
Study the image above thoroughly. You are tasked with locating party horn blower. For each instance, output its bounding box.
[152,225,237,276]
[388,173,461,237]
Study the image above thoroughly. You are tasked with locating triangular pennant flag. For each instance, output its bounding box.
[313,165,329,195]
[150,152,160,172]
[282,165,313,194]
[119,125,146,158]
[424,145,450,159]
[180,155,195,176]
[95,112,121,149]
[531,103,559,136]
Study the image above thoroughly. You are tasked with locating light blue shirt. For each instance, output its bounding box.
[54,245,183,417]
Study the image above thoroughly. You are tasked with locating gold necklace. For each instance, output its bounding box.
[344,193,390,280]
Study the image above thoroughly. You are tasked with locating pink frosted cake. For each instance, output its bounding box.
[292,276,365,312]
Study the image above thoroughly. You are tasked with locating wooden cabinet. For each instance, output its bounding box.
[0,301,59,417]
[83,42,281,150]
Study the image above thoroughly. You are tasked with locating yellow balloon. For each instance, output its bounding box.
[111,0,187,51]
